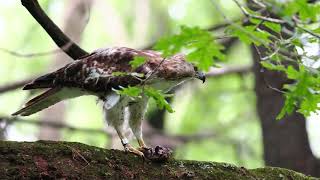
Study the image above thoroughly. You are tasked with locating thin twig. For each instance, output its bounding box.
[63,144,90,166]
[206,65,252,77]
[233,0,320,39]
[142,58,166,85]
[0,78,34,93]
[232,0,286,24]
[297,25,320,39]
[1,117,107,135]
[253,45,286,94]
[0,42,73,58]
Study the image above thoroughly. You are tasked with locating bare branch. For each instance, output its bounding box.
[0,78,35,94]
[0,42,72,58]
[206,65,252,77]
[21,0,88,59]
[253,45,286,94]
[233,0,286,24]
[296,25,320,39]
[1,116,107,134]
[233,0,320,39]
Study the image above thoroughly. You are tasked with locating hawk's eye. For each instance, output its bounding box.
[193,66,198,71]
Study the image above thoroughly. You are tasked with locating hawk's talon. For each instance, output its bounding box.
[138,146,151,152]
[124,144,145,158]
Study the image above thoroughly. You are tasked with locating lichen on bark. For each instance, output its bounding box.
[0,141,316,179]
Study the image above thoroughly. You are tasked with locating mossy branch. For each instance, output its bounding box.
[0,141,315,179]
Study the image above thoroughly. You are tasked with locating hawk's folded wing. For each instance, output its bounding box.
[24,47,163,93]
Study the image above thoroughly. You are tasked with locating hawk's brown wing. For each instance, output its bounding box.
[23,47,163,93]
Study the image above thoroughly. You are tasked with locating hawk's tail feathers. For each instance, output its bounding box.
[12,86,88,116]
[12,88,62,116]
[23,73,56,90]
[12,87,87,116]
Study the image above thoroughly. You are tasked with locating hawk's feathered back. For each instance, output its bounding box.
[24,47,196,92]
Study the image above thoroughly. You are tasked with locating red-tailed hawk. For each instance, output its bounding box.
[12,47,205,157]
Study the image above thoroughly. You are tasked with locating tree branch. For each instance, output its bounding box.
[206,65,252,77]
[0,78,34,93]
[232,0,320,39]
[232,0,286,24]
[21,0,88,59]
[0,141,315,179]
[1,116,106,135]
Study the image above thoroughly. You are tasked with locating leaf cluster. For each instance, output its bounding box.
[154,26,225,71]
[116,0,320,117]
[115,86,173,113]
[262,62,320,119]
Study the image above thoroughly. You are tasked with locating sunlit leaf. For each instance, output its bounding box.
[144,87,174,113]
[154,26,225,71]
[116,86,142,97]
[130,56,147,68]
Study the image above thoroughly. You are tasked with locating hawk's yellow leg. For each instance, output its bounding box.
[115,127,144,157]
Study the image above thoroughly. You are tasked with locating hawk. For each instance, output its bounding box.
[12,47,205,157]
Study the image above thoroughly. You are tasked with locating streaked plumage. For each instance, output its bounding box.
[12,47,205,157]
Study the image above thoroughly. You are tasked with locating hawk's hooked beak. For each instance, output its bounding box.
[195,71,206,83]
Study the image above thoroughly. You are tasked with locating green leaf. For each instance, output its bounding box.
[277,94,296,120]
[116,86,174,113]
[313,27,320,34]
[291,38,304,48]
[154,26,225,71]
[277,65,320,119]
[264,22,281,33]
[116,86,142,97]
[286,66,299,80]
[260,61,286,71]
[130,56,147,68]
[226,25,271,46]
[144,87,174,113]
[112,71,128,76]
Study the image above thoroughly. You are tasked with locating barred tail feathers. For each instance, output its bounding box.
[23,73,56,90]
[12,87,85,116]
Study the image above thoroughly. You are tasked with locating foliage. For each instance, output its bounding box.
[144,87,174,113]
[115,86,142,97]
[261,63,320,119]
[129,56,147,69]
[118,0,320,117]
[118,26,226,112]
[154,0,320,119]
[154,26,225,71]
[243,0,320,118]
[115,86,174,113]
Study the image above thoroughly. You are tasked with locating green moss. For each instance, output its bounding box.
[0,140,317,180]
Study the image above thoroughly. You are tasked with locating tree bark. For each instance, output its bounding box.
[0,140,315,180]
[252,46,320,177]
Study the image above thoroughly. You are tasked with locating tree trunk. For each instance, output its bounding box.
[0,140,315,180]
[252,46,320,177]
[38,0,92,140]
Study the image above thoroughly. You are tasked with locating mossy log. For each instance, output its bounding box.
[0,141,316,179]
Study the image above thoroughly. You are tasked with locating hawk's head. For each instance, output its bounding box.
[154,54,206,83]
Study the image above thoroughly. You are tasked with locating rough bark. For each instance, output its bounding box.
[0,141,316,180]
[252,46,320,177]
